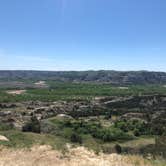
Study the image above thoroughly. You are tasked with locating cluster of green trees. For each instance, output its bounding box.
[150,114,166,135]
[11,115,166,146]
[1,83,166,102]
[49,119,133,143]
[115,119,150,136]
[114,119,166,136]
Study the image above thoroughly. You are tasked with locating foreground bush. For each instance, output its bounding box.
[22,117,40,133]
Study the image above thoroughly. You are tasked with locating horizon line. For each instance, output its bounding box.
[0,69,166,73]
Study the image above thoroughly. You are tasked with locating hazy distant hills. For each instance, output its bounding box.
[0,70,166,85]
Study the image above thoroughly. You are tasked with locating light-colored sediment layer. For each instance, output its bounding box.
[6,90,26,95]
[0,145,153,166]
[0,135,9,141]
[118,87,129,90]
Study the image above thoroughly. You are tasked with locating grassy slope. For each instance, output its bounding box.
[0,130,67,151]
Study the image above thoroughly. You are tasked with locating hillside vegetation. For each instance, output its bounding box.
[0,73,166,165]
[1,83,166,102]
[0,70,166,85]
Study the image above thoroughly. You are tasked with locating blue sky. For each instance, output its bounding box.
[0,0,166,71]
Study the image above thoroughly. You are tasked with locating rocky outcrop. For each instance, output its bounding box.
[103,95,166,109]
[55,114,73,120]
[0,95,166,131]
[0,135,9,141]
[0,103,17,109]
[121,113,146,121]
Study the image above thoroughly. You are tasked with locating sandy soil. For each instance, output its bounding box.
[6,90,26,95]
[0,135,9,141]
[34,81,46,86]
[117,87,129,90]
[34,81,48,88]
[0,145,152,166]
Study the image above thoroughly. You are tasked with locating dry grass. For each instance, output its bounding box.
[0,145,160,166]
[120,136,155,148]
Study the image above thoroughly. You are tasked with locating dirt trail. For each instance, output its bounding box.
[0,145,152,166]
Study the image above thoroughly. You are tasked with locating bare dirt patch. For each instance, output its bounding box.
[117,87,129,90]
[6,90,26,95]
[34,81,48,88]
[34,81,46,86]
[0,135,9,141]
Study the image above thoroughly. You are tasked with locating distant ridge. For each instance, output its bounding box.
[0,70,166,85]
